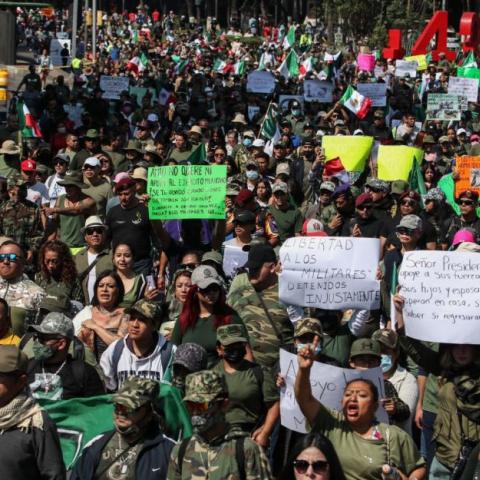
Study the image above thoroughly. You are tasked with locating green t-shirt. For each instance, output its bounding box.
[213,360,278,429]
[312,407,425,480]
[322,323,355,368]
[268,205,303,244]
[171,313,244,368]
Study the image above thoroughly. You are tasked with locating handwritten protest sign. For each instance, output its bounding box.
[303,80,334,103]
[246,71,275,94]
[448,76,479,103]
[455,156,480,197]
[426,94,461,120]
[100,76,130,100]
[357,83,388,107]
[377,145,423,181]
[223,245,248,278]
[398,251,480,344]
[280,349,387,433]
[395,60,417,78]
[322,135,374,172]
[279,237,381,310]
[147,165,226,220]
[357,53,375,72]
[404,54,428,71]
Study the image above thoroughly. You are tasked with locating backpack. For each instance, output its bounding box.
[177,436,246,480]
[110,338,173,385]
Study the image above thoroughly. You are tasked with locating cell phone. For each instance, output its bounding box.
[146,275,156,290]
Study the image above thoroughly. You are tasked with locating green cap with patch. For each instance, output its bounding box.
[349,338,381,359]
[113,376,159,409]
[294,318,323,338]
[126,299,157,320]
[217,324,248,346]
[29,312,74,340]
[184,370,228,403]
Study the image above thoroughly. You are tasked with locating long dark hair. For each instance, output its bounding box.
[179,284,234,334]
[279,433,347,480]
[38,240,78,285]
[91,270,125,308]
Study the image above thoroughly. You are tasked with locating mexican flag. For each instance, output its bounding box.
[299,56,313,78]
[339,85,372,119]
[282,26,296,50]
[278,50,299,79]
[233,60,246,76]
[126,55,147,74]
[213,58,229,74]
[18,100,42,138]
[187,143,207,165]
[259,102,281,155]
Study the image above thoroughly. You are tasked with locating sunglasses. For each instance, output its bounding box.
[0,253,22,263]
[55,161,68,166]
[179,263,198,270]
[198,284,220,295]
[293,459,329,474]
[85,227,104,235]
[114,404,141,417]
[459,199,475,206]
[397,227,415,236]
[357,205,373,211]
[32,333,62,344]
[401,200,417,207]
[82,165,96,170]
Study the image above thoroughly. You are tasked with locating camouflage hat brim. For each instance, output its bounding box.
[112,393,148,410]
[183,391,220,403]
[220,335,248,346]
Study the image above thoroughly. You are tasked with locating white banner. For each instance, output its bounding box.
[246,71,276,94]
[223,244,248,278]
[280,349,388,433]
[395,60,417,78]
[357,83,388,107]
[99,76,130,100]
[448,76,479,103]
[398,251,480,344]
[49,39,71,66]
[279,237,381,310]
[303,80,334,103]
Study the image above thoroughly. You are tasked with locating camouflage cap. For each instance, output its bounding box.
[6,175,26,189]
[366,178,390,193]
[29,312,74,340]
[191,265,222,289]
[126,299,157,321]
[216,324,248,346]
[172,342,208,371]
[349,338,381,359]
[113,376,159,409]
[372,329,398,350]
[294,318,323,338]
[184,370,228,403]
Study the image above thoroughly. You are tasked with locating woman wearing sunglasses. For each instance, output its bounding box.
[279,433,346,480]
[170,265,248,368]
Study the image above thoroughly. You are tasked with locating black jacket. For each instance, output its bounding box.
[70,424,174,480]
[0,409,65,479]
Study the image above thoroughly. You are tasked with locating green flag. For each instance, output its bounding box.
[457,67,480,80]
[277,50,299,79]
[187,143,207,165]
[408,159,427,196]
[462,51,477,68]
[390,262,398,296]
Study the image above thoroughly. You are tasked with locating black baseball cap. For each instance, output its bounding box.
[245,245,277,270]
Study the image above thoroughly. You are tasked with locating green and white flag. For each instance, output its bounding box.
[233,60,246,76]
[462,51,477,69]
[277,50,299,79]
[187,143,207,165]
[282,25,296,50]
[259,102,281,155]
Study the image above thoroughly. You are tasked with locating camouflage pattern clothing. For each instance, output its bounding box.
[227,273,294,370]
[167,428,273,480]
[113,376,160,409]
[233,145,254,173]
[30,312,74,339]
[0,198,44,253]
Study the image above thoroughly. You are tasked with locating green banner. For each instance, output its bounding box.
[148,165,227,220]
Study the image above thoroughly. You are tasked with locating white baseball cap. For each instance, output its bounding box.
[252,139,265,148]
[84,157,101,168]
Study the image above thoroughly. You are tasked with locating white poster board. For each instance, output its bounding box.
[426,94,461,121]
[99,76,130,100]
[279,349,388,433]
[395,60,417,78]
[303,80,334,103]
[49,39,71,66]
[398,251,480,344]
[448,76,479,103]
[279,237,381,310]
[223,244,248,278]
[246,71,276,94]
[357,83,388,107]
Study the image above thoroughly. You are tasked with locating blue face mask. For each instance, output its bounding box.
[243,138,253,147]
[381,354,393,373]
[297,342,322,356]
[246,170,259,180]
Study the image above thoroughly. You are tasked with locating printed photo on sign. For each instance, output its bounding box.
[303,80,334,103]
[455,156,480,197]
[426,93,461,121]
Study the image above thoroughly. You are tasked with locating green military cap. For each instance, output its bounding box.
[202,250,223,266]
[391,180,410,195]
[113,376,159,409]
[216,324,248,346]
[126,299,157,320]
[294,318,323,338]
[184,370,228,403]
[30,312,74,340]
[349,338,381,360]
[123,139,143,153]
[85,129,100,139]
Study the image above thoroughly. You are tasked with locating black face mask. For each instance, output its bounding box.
[223,344,246,364]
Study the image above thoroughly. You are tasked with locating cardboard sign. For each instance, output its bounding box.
[303,80,334,103]
[455,156,480,197]
[377,145,423,181]
[357,53,375,72]
[357,83,388,107]
[448,76,479,103]
[279,349,388,433]
[279,237,381,310]
[399,251,480,344]
[147,165,227,220]
[426,94,461,121]
[99,76,130,100]
[246,71,276,94]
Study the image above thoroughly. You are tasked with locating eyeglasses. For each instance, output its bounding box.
[293,459,329,474]
[179,263,198,270]
[114,404,142,417]
[401,200,417,207]
[55,161,68,166]
[85,227,104,235]
[397,227,415,236]
[0,253,22,263]
[459,199,475,206]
